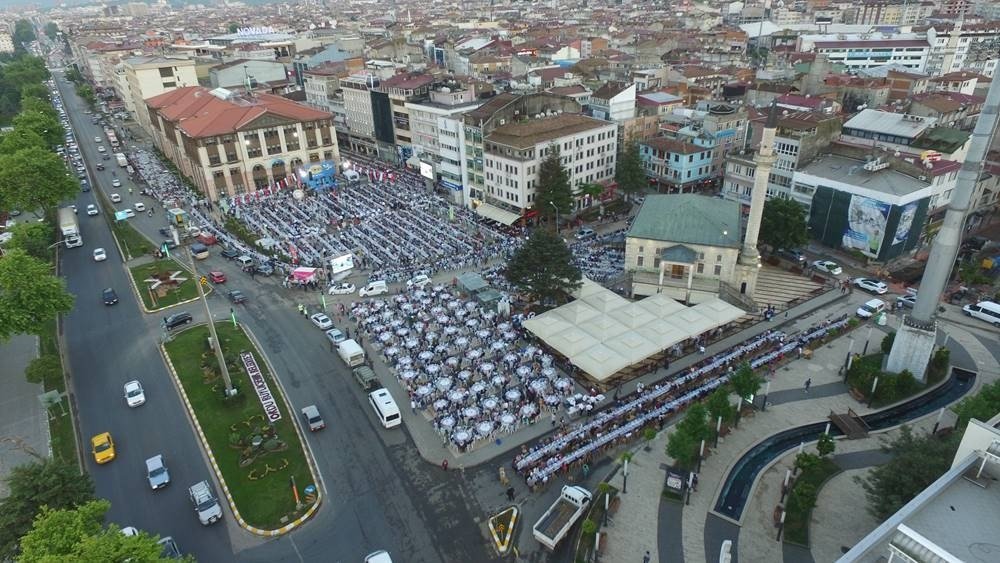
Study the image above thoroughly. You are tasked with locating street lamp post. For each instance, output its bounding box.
[186,247,235,397]
[548,201,559,234]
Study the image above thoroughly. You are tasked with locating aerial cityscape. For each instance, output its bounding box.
[1,0,1000,562]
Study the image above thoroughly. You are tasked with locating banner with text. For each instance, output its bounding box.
[240,351,282,422]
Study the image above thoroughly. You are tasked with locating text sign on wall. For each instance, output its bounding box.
[240,351,282,422]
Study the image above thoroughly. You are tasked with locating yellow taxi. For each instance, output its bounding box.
[91,432,116,464]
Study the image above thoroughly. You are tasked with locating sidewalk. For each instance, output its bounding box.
[602,430,671,563]
[0,335,49,495]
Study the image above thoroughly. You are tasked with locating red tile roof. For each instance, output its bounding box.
[380,72,435,90]
[146,86,330,139]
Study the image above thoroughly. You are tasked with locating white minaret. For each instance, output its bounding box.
[740,102,778,268]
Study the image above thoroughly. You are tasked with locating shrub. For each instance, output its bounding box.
[881,331,896,354]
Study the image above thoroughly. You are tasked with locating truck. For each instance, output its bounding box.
[337,339,366,367]
[58,207,82,248]
[532,486,592,551]
[115,152,128,167]
[188,480,223,525]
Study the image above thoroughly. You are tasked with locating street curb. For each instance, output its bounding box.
[158,323,322,537]
[123,258,212,315]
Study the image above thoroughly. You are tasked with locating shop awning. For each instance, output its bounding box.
[474,203,520,226]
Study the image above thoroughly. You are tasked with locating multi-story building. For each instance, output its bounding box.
[640,137,714,192]
[144,86,339,202]
[922,21,1000,78]
[589,82,636,122]
[841,109,971,162]
[209,59,288,89]
[855,0,934,26]
[123,56,198,135]
[481,113,617,219]
[0,32,14,54]
[339,73,380,155]
[797,33,931,73]
[405,84,484,197]
[374,73,435,162]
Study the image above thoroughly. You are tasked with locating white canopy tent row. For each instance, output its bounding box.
[523,279,747,382]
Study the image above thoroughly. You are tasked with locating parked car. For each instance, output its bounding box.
[328,282,356,295]
[220,248,240,260]
[811,260,843,276]
[163,312,193,330]
[96,163,105,171]
[325,328,346,345]
[301,405,325,431]
[575,228,596,240]
[310,313,334,330]
[853,278,888,294]
[856,298,887,319]
[208,271,226,283]
[406,274,431,289]
[776,248,806,264]
[896,294,917,309]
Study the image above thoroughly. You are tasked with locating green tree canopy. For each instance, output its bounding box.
[19,500,174,563]
[0,127,46,154]
[816,433,836,457]
[0,249,75,342]
[75,83,96,106]
[614,141,646,197]
[25,353,61,385]
[535,146,574,221]
[8,221,56,261]
[0,458,95,560]
[13,20,36,47]
[2,55,49,88]
[505,228,582,305]
[705,387,737,425]
[952,379,1000,429]
[20,84,50,105]
[855,426,959,520]
[729,362,764,403]
[44,22,59,40]
[677,402,713,442]
[12,110,64,147]
[666,427,699,470]
[0,146,79,212]
[759,197,809,251]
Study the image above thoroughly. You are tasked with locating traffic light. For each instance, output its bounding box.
[200,276,208,286]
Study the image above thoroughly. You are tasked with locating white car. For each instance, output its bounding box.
[87,204,98,216]
[122,209,136,218]
[94,136,101,143]
[134,202,146,212]
[853,277,888,294]
[811,260,843,276]
[93,248,107,261]
[327,282,356,295]
[310,313,334,330]
[97,145,106,153]
[406,274,431,289]
[325,328,346,345]
[110,193,121,203]
[112,179,121,188]
[123,380,145,407]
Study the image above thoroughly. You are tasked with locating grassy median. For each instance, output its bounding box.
[164,322,316,530]
[38,319,78,466]
[129,258,202,311]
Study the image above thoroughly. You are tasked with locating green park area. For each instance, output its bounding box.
[129,259,203,311]
[164,322,316,529]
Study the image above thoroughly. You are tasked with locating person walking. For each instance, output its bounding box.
[643,551,651,563]
[505,487,516,502]
[804,378,812,393]
[441,459,449,471]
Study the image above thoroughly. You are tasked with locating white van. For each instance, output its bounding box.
[368,388,401,428]
[856,298,886,319]
[359,280,388,297]
[337,339,366,367]
[963,301,1000,326]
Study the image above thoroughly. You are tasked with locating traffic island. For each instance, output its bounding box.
[162,321,320,533]
[128,258,205,312]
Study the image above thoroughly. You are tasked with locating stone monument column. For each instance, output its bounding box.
[734,103,779,296]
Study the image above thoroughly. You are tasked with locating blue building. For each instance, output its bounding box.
[639,137,715,193]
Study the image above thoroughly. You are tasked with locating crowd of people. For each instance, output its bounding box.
[350,284,587,451]
[569,229,627,284]
[512,315,851,486]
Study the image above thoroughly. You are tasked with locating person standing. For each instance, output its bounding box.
[804,378,812,393]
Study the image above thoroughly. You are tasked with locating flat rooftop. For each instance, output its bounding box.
[487,113,612,149]
[902,468,1000,561]
[843,109,937,139]
[798,155,928,198]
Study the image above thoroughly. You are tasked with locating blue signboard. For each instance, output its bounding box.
[297,160,339,191]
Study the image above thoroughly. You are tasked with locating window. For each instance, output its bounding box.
[637,255,644,267]
[713,264,722,276]
[716,255,722,262]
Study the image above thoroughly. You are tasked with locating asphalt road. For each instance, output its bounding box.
[54,73,492,562]
[53,73,234,561]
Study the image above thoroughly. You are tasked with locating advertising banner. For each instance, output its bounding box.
[893,202,918,245]
[842,195,890,257]
[330,253,354,274]
[239,351,281,422]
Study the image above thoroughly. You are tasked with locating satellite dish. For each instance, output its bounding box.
[293,189,305,200]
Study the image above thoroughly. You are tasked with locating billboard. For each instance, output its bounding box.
[330,253,354,274]
[419,162,434,179]
[893,202,918,246]
[842,195,890,257]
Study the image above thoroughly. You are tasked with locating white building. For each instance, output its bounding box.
[589,82,637,123]
[797,33,931,72]
[924,21,1000,78]
[482,113,617,216]
[341,73,378,139]
[404,85,484,195]
[123,56,198,134]
[0,33,15,54]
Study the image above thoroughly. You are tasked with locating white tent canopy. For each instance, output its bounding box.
[524,279,746,382]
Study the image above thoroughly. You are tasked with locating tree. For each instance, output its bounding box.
[677,403,712,442]
[8,222,56,261]
[953,379,1000,429]
[881,331,896,354]
[0,147,79,212]
[0,127,45,154]
[0,249,75,342]
[0,459,94,560]
[75,83,96,106]
[505,228,582,305]
[855,426,960,520]
[25,353,61,385]
[228,22,240,33]
[706,386,737,425]
[816,433,836,457]
[65,67,84,84]
[2,55,49,87]
[794,452,821,475]
[13,20,36,47]
[666,427,699,469]
[728,362,764,404]
[615,141,646,198]
[44,22,59,40]
[19,500,173,563]
[12,110,64,147]
[20,84,50,105]
[759,197,808,251]
[579,183,604,200]
[535,146,574,222]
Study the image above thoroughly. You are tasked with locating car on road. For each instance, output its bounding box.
[188,480,223,525]
[121,526,139,536]
[220,248,240,260]
[95,162,105,170]
[93,247,107,261]
[406,274,431,290]
[111,178,121,188]
[163,312,193,330]
[310,313,334,330]
[365,550,394,563]
[80,179,90,192]
[575,228,596,240]
[157,536,181,559]
[301,405,325,431]
[327,282,356,295]
[811,260,843,276]
[122,209,136,218]
[227,289,247,304]
[86,204,98,216]
[853,278,888,294]
[110,193,121,203]
[208,271,226,283]
[353,365,378,391]
[123,380,145,407]
[776,248,806,264]
[97,145,106,153]
[325,328,346,345]
[94,136,101,143]
[857,298,887,319]
[145,454,170,490]
[102,287,118,306]
[134,202,146,212]
[257,262,275,276]
[896,294,917,309]
[91,432,116,464]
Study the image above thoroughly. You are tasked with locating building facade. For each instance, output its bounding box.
[123,56,198,135]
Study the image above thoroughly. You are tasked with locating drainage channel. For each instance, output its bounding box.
[714,367,977,521]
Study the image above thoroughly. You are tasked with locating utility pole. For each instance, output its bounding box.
[186,246,236,396]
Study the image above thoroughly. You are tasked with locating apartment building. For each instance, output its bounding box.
[921,21,1000,78]
[798,33,931,72]
[404,84,484,196]
[640,137,714,192]
[375,73,435,161]
[0,32,14,54]
[145,86,339,202]
[122,56,198,134]
[482,113,617,219]
[339,73,379,154]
